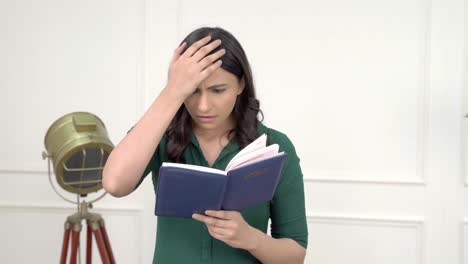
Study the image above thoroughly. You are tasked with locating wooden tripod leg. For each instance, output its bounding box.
[69,222,81,264]
[99,219,116,264]
[60,221,71,264]
[86,223,92,264]
[90,220,111,264]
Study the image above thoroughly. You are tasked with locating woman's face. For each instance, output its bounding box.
[184,68,244,133]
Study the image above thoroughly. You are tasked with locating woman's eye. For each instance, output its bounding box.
[213,88,225,94]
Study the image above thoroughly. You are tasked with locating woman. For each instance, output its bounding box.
[103,27,308,264]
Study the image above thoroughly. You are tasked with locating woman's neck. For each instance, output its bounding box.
[192,118,235,144]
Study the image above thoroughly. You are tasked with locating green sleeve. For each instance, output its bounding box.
[133,150,159,190]
[269,133,308,249]
[127,127,167,192]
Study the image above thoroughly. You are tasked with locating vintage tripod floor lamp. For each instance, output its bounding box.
[42,112,116,264]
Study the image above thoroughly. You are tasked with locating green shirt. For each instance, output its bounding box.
[135,123,308,264]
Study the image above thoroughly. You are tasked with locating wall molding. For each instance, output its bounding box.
[0,202,143,215]
[307,212,425,226]
[0,0,148,175]
[465,171,468,186]
[0,168,46,174]
[307,213,425,264]
[303,172,427,185]
[135,0,147,119]
[461,219,468,264]
[462,107,468,186]
[0,201,145,263]
[301,0,432,186]
[462,0,468,187]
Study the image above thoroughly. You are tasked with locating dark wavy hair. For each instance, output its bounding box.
[167,27,263,163]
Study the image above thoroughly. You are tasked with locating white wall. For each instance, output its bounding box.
[1,0,155,262]
[1,0,467,263]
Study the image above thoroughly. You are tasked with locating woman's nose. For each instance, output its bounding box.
[197,93,211,112]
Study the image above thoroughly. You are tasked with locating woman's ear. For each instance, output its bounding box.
[237,77,245,95]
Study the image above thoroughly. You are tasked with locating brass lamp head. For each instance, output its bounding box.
[44,112,114,195]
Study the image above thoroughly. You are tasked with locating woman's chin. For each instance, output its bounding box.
[192,115,234,131]
[193,121,218,130]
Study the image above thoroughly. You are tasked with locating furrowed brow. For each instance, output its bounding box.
[207,84,228,90]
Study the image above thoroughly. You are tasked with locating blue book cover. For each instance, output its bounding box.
[154,134,288,218]
[221,154,286,211]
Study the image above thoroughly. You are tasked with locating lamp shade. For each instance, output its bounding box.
[44,112,114,195]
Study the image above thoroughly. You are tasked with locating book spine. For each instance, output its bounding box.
[154,168,164,216]
[218,176,229,210]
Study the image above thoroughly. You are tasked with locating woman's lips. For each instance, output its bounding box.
[197,115,216,123]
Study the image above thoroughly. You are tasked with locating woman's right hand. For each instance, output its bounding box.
[166,35,226,100]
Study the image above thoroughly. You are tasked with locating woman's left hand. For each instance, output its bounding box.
[192,210,259,250]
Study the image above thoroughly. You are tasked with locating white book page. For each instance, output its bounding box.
[226,144,279,172]
[237,151,285,169]
[161,162,227,176]
[226,134,267,169]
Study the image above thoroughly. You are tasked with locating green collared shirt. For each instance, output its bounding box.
[135,123,308,264]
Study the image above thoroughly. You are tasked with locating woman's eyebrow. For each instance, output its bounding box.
[207,84,228,90]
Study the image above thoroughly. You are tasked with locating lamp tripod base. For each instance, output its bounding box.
[60,201,115,264]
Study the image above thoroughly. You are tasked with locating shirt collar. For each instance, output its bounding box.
[190,122,267,161]
[190,132,200,147]
[190,131,240,160]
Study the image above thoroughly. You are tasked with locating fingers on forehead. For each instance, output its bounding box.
[186,36,222,55]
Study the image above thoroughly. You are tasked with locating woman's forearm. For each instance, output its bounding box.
[102,86,184,197]
[248,227,306,264]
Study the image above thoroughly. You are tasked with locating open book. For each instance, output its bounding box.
[155,134,287,218]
